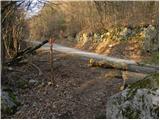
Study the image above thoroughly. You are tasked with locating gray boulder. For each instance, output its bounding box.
[106,88,159,119]
[143,25,158,52]
[1,90,20,117]
[106,73,159,119]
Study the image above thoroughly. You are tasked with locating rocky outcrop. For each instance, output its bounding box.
[106,73,159,119]
[142,25,158,53]
[76,25,158,54]
[1,89,20,118]
[106,88,158,119]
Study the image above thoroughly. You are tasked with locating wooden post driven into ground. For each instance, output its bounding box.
[49,38,55,85]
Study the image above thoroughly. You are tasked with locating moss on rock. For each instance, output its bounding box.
[128,73,159,90]
[106,73,159,119]
[1,90,20,118]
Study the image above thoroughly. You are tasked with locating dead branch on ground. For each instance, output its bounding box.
[6,40,48,66]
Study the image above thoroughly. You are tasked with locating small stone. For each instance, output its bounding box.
[106,32,110,36]
[29,79,38,85]
[48,81,52,86]
[109,44,113,48]
[56,84,59,87]
[8,67,13,71]
[32,102,37,107]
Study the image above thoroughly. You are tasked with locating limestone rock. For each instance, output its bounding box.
[143,25,158,52]
[106,73,159,119]
[1,90,20,117]
[106,88,159,119]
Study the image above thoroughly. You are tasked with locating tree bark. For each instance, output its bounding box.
[89,59,158,74]
[6,40,48,66]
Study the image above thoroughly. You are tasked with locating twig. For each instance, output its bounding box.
[50,42,54,81]
[49,38,56,85]
[29,63,43,76]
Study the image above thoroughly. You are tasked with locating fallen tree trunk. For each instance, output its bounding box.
[89,59,158,74]
[122,71,147,84]
[6,40,48,66]
[19,40,158,74]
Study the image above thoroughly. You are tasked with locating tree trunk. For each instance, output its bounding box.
[6,40,48,66]
[89,59,158,74]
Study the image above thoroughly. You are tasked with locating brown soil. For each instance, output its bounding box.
[3,37,152,119]
[5,51,123,119]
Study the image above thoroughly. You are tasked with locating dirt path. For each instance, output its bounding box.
[8,51,123,119]
[30,41,136,64]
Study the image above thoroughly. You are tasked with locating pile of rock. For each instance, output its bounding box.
[76,25,158,53]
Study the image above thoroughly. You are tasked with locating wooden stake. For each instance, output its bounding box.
[49,38,55,85]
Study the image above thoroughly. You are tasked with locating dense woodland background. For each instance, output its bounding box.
[28,1,158,40]
[1,1,158,62]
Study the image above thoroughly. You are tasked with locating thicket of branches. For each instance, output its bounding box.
[1,0,46,63]
[1,1,28,62]
[28,1,158,41]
